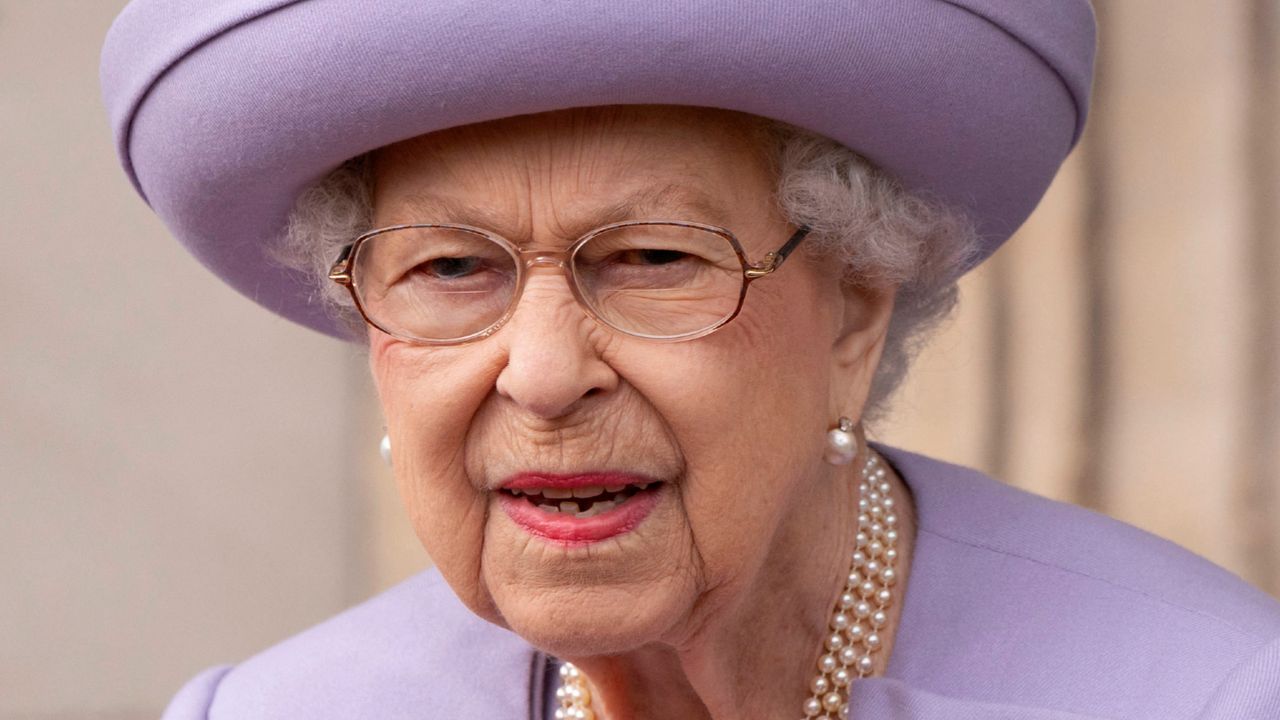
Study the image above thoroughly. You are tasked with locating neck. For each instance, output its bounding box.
[565,447,916,720]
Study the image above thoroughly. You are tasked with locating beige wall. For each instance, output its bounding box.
[881,0,1280,594]
[3,1,1277,718]
[1,3,379,718]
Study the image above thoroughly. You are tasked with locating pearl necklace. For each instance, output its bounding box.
[554,452,898,720]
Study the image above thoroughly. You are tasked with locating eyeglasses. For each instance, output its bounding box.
[328,220,811,344]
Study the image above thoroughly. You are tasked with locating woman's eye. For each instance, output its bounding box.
[615,248,689,265]
[419,256,483,278]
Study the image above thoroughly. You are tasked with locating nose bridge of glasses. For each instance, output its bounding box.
[519,248,571,270]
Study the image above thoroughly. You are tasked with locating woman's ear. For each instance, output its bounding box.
[829,280,897,421]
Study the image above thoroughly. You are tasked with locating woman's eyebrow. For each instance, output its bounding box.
[391,193,510,230]
[549,184,735,239]
[592,184,731,226]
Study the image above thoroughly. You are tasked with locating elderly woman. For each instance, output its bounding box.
[101,1,1280,719]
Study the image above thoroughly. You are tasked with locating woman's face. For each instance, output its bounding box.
[369,106,891,656]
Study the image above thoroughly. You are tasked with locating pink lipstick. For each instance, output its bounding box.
[496,472,664,545]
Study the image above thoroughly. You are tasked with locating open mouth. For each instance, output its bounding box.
[500,481,661,519]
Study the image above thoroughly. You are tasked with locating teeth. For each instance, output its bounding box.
[514,483,660,500]
[533,496,629,517]
[575,499,619,519]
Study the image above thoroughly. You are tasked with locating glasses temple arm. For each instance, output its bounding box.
[328,243,356,284]
[745,225,812,279]
[772,225,811,265]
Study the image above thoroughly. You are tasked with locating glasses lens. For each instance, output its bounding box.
[572,223,745,338]
[351,226,518,341]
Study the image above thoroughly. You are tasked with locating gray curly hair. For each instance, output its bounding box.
[270,120,979,420]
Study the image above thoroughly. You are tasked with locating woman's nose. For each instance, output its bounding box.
[493,273,619,420]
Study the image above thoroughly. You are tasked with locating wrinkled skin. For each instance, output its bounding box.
[368,106,915,719]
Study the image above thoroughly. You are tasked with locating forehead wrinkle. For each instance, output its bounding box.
[389,182,738,246]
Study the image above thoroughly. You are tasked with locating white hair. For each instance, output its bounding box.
[270,121,979,420]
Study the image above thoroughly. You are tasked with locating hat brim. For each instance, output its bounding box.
[101,0,1095,340]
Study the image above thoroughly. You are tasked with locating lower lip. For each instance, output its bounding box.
[497,486,663,546]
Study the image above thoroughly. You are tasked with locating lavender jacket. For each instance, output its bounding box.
[162,446,1280,719]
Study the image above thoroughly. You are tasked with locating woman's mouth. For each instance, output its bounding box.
[496,473,664,545]
[502,481,657,518]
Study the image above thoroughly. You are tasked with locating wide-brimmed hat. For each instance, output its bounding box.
[100,0,1096,340]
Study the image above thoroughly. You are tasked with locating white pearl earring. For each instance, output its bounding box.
[380,433,392,466]
[824,417,858,465]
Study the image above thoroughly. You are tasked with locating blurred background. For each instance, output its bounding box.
[2,1,1277,717]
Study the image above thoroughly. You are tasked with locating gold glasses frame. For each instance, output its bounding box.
[328,219,812,345]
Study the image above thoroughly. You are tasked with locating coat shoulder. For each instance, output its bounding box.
[878,445,1280,719]
[890,446,1280,637]
[161,569,540,719]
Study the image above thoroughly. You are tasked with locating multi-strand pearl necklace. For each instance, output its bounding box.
[554,452,898,720]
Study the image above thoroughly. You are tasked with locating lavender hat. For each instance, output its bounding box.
[100,0,1096,339]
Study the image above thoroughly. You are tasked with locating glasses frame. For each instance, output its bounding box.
[328,219,811,345]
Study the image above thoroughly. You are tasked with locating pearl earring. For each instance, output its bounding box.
[380,433,392,466]
[824,417,858,465]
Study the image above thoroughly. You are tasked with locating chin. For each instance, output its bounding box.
[477,484,702,656]
[497,586,691,659]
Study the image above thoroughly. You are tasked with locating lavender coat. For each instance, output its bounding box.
[162,446,1280,719]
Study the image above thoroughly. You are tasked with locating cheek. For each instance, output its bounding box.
[674,278,836,455]
[369,335,506,617]
[631,280,836,582]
